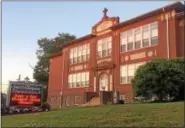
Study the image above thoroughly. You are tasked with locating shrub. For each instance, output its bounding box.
[132,58,184,102]
[41,102,51,111]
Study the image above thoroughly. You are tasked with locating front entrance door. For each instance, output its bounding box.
[99,74,109,94]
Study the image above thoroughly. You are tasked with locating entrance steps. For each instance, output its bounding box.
[79,96,101,107]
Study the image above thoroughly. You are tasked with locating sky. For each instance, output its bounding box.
[2,1,174,93]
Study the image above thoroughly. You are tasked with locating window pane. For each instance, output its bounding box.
[120,45,126,52]
[82,45,86,55]
[151,28,158,37]
[143,39,149,47]
[120,32,127,38]
[97,41,102,51]
[127,43,133,51]
[143,24,149,31]
[143,31,149,39]
[87,44,90,54]
[150,21,158,29]
[135,41,141,49]
[70,49,73,59]
[120,66,127,84]
[128,35,133,42]
[82,72,85,81]
[151,36,158,46]
[135,33,141,41]
[128,64,135,76]
[102,41,106,50]
[108,41,111,49]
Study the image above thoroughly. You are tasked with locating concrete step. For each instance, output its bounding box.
[79,96,101,107]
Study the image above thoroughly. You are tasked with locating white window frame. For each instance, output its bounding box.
[120,62,147,84]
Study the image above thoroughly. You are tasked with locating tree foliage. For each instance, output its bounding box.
[132,58,184,101]
[33,33,76,85]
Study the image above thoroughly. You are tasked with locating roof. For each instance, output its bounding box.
[50,2,184,58]
[50,34,95,58]
[111,2,184,29]
[62,34,95,48]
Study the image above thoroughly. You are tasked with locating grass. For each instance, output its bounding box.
[2,102,184,127]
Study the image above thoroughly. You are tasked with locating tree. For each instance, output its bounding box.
[33,33,76,102]
[33,33,76,85]
[132,58,184,102]
[24,76,30,82]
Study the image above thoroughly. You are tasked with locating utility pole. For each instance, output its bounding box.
[17,74,21,81]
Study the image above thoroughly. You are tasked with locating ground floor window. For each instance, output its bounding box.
[68,72,89,88]
[74,96,82,105]
[65,96,70,107]
[120,62,146,84]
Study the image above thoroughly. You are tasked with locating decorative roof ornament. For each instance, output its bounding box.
[92,8,119,35]
[103,8,108,19]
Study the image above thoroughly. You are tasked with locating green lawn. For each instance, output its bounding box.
[2,102,184,127]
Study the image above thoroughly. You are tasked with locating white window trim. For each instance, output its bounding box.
[68,72,90,88]
[120,21,158,53]
[120,62,146,84]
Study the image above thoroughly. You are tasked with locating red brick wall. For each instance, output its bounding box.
[176,17,185,57]
[48,55,63,97]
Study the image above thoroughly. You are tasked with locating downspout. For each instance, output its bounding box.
[60,50,65,108]
[166,14,170,59]
[163,8,170,59]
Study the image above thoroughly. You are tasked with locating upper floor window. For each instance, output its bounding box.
[120,21,158,53]
[97,37,112,58]
[135,27,141,49]
[142,24,149,47]
[127,29,134,51]
[150,21,158,46]
[69,44,90,65]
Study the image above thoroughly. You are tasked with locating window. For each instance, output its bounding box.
[135,27,141,49]
[127,30,133,51]
[68,72,89,88]
[74,96,81,105]
[127,64,135,83]
[85,72,89,87]
[108,39,112,56]
[69,49,73,64]
[68,74,72,88]
[82,45,86,61]
[82,72,86,87]
[76,73,81,87]
[97,40,102,58]
[120,95,125,100]
[69,44,90,65]
[120,62,146,84]
[72,74,76,88]
[150,22,158,46]
[120,32,127,52]
[120,66,127,84]
[97,37,112,58]
[142,24,149,47]
[120,21,158,52]
[78,46,82,62]
[65,96,70,106]
[87,44,90,60]
[102,40,107,57]
[73,48,77,63]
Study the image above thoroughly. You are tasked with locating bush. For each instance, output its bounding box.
[132,58,184,102]
[41,102,51,111]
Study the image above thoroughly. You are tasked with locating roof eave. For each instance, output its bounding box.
[111,2,184,30]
